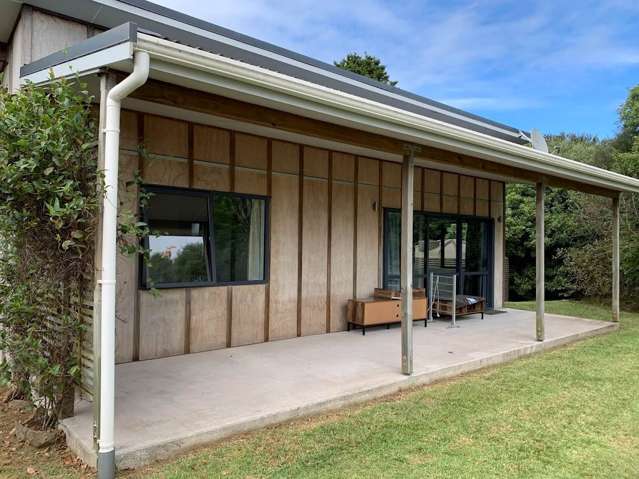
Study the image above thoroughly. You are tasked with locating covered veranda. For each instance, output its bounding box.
[62,309,616,469]
[18,21,639,479]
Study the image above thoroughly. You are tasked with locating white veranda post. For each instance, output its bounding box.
[612,195,620,322]
[535,182,545,341]
[401,147,416,375]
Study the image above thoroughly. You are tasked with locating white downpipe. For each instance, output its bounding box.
[98,50,149,479]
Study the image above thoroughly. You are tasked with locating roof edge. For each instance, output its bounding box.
[116,0,525,137]
[17,0,529,144]
[20,21,136,77]
[136,33,639,195]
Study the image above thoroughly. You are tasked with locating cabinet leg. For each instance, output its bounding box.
[362,326,366,336]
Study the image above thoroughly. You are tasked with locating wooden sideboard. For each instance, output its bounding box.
[347,297,428,335]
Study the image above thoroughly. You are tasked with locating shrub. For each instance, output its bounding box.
[0,77,100,428]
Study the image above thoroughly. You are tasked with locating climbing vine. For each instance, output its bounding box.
[0,77,103,427]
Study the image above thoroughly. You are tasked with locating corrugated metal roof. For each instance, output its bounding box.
[17,0,530,144]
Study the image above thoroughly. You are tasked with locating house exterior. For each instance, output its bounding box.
[2,1,639,477]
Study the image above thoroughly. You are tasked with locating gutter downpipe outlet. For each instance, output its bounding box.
[97,50,149,479]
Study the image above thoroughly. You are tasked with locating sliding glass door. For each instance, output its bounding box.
[426,218,457,276]
[383,210,494,307]
[460,219,490,300]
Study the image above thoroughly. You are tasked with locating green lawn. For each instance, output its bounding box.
[504,299,617,322]
[127,301,639,479]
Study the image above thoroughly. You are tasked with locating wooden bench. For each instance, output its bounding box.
[431,295,485,319]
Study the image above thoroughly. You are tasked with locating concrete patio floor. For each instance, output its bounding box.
[62,309,617,469]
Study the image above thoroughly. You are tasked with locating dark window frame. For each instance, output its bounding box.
[139,184,270,289]
[382,208,494,307]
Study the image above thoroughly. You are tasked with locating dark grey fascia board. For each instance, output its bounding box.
[20,22,136,77]
[22,0,529,144]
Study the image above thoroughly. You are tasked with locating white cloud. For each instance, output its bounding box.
[149,0,639,115]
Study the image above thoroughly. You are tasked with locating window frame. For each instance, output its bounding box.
[139,184,270,290]
[382,208,494,307]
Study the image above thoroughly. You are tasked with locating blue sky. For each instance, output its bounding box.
[154,0,639,139]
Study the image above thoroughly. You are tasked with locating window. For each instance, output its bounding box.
[382,210,428,291]
[144,190,211,287]
[142,186,268,288]
[383,210,401,290]
[383,209,493,306]
[213,195,266,283]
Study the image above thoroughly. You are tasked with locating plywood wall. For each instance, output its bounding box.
[356,157,380,299]
[300,147,329,336]
[190,287,227,353]
[330,153,355,332]
[3,8,90,92]
[114,151,139,364]
[269,142,300,340]
[115,110,506,362]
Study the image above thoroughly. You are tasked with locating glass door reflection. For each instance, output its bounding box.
[460,219,490,300]
[383,210,493,308]
[427,218,457,276]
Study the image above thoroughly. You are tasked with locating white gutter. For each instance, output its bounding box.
[136,34,639,194]
[89,0,520,141]
[97,50,149,479]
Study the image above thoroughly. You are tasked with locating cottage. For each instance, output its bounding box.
[2,1,638,477]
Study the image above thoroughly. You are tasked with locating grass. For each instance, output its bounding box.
[2,300,638,478]
[504,299,616,322]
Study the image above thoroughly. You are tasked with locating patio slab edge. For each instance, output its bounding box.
[91,319,619,469]
[59,420,97,468]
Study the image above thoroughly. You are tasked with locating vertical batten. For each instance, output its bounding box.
[325,152,333,333]
[536,182,545,341]
[265,140,273,340]
[612,195,620,322]
[401,148,416,375]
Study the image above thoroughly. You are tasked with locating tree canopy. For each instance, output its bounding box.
[615,85,639,152]
[334,53,398,86]
[506,88,639,307]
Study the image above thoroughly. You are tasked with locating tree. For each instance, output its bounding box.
[620,85,639,132]
[334,53,398,86]
[505,90,639,307]
[506,181,589,300]
[616,85,639,151]
[174,243,208,282]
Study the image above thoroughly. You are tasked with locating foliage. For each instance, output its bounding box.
[334,52,398,86]
[0,77,101,427]
[506,181,589,299]
[615,84,639,151]
[506,93,639,306]
[147,243,208,284]
[118,168,153,259]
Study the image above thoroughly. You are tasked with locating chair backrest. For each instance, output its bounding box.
[428,272,458,326]
[430,272,456,302]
